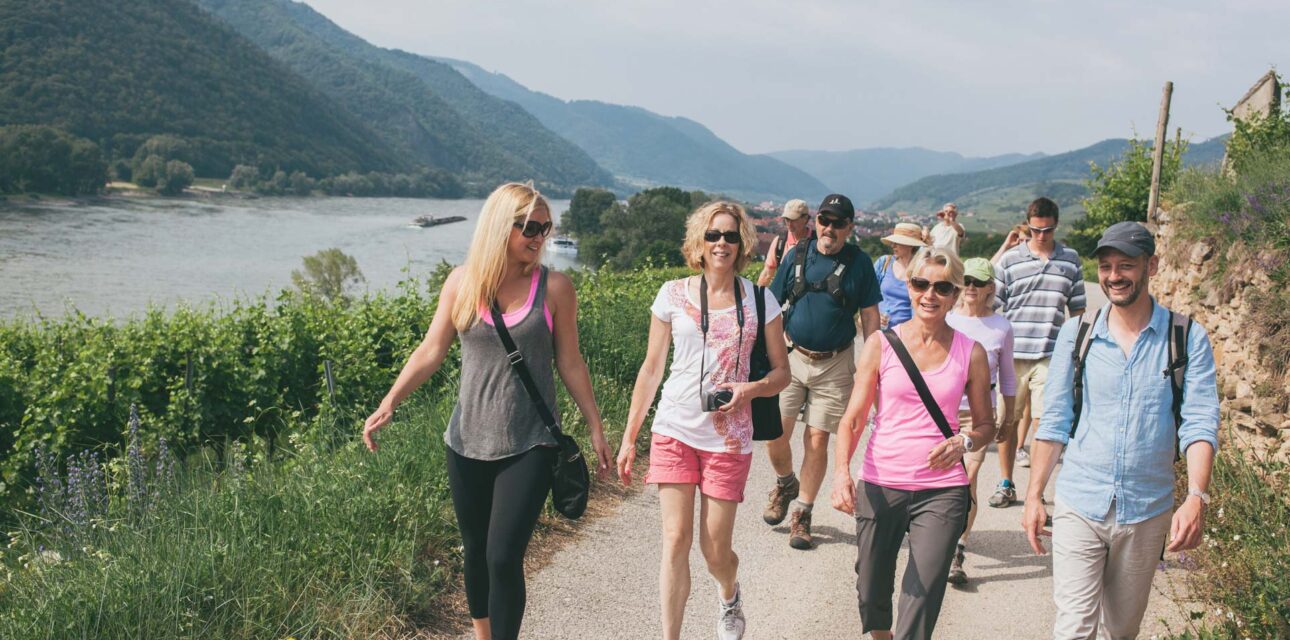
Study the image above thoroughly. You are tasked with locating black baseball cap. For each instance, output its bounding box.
[817,194,855,221]
[1094,221,1156,257]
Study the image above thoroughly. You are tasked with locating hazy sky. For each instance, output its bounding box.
[304,0,1285,158]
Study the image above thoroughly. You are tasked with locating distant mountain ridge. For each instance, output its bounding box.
[0,0,401,179]
[197,0,612,193]
[767,147,1046,206]
[437,57,830,201]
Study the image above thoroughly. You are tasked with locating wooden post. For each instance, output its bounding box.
[1148,81,1173,222]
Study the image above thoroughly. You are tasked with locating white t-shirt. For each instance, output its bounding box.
[946,311,1017,411]
[929,222,961,254]
[649,276,781,455]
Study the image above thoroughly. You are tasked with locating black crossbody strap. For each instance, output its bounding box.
[882,329,955,442]
[754,284,767,345]
[488,304,565,440]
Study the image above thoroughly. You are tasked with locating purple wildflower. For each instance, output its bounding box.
[127,404,148,513]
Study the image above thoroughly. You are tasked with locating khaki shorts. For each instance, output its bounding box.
[1012,357,1050,423]
[779,344,856,434]
[958,409,990,463]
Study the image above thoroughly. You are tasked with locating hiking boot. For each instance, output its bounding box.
[717,585,746,640]
[788,508,814,550]
[988,482,1017,508]
[762,475,799,525]
[1017,447,1031,468]
[947,544,968,585]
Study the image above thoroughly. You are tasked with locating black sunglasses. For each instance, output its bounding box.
[817,216,850,229]
[909,277,959,296]
[703,230,741,244]
[964,276,993,288]
[514,219,553,238]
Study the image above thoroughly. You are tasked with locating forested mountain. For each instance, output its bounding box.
[197,0,613,194]
[872,136,1232,220]
[767,147,1044,206]
[0,0,401,179]
[437,57,830,201]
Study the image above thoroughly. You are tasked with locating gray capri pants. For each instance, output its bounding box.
[854,480,970,639]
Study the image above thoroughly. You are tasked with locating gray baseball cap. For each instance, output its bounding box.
[1094,221,1156,257]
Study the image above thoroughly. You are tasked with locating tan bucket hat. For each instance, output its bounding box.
[882,222,928,247]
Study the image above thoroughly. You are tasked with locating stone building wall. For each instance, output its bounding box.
[1151,210,1290,460]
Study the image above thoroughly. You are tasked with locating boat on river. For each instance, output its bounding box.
[550,235,578,254]
[410,215,466,228]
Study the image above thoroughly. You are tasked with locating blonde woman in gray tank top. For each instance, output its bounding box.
[361,183,612,640]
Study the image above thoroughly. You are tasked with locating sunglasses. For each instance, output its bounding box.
[817,216,850,229]
[514,219,553,238]
[1027,224,1056,234]
[703,229,741,244]
[909,277,959,296]
[964,276,993,288]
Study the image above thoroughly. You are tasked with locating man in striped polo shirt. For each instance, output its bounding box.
[988,197,1086,508]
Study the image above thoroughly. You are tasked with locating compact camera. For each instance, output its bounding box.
[702,386,733,412]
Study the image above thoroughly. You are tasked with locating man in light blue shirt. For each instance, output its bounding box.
[1022,221,1219,640]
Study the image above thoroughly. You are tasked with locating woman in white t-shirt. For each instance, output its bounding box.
[616,201,789,640]
[944,257,1017,585]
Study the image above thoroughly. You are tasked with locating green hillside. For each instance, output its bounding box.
[872,136,1231,231]
[768,147,1043,206]
[437,57,830,201]
[197,0,612,194]
[0,0,402,179]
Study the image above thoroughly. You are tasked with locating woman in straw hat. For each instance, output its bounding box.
[874,222,928,330]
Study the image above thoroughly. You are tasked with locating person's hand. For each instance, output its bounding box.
[716,382,753,413]
[832,470,856,515]
[927,436,966,470]
[1166,496,1206,552]
[362,403,395,452]
[1022,498,1051,555]
[1005,230,1022,249]
[995,419,1017,444]
[589,427,613,479]
[615,437,638,486]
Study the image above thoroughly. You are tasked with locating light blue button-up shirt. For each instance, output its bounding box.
[1036,299,1220,524]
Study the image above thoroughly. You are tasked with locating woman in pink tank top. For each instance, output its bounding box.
[830,248,996,640]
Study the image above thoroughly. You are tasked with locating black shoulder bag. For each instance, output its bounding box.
[881,328,973,528]
[489,303,590,520]
[749,285,783,440]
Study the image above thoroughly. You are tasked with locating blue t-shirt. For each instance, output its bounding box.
[769,240,882,352]
[874,255,912,329]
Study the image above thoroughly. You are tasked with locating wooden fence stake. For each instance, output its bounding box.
[1148,81,1174,222]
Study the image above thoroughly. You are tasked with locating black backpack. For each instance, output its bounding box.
[781,239,855,321]
[1069,306,1193,455]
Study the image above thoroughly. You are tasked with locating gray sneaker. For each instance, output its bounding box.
[1017,447,1031,468]
[717,586,746,640]
[988,482,1017,508]
[762,476,799,525]
[947,544,967,585]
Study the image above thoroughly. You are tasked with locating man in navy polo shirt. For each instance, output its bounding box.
[763,193,882,550]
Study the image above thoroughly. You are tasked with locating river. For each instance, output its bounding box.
[0,194,576,320]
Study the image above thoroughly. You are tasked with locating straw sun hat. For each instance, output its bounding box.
[881,222,928,248]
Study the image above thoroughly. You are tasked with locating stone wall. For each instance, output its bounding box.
[1151,210,1290,460]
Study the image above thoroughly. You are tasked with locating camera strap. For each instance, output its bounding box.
[699,273,744,403]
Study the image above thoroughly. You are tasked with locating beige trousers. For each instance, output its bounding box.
[1050,500,1172,640]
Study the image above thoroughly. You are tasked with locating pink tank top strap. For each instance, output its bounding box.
[480,268,554,331]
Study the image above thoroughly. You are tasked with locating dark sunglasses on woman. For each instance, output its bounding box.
[514,219,553,238]
[908,277,959,296]
[703,230,741,244]
[964,276,992,288]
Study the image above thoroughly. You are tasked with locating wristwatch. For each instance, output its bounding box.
[1187,488,1211,506]
[958,432,974,453]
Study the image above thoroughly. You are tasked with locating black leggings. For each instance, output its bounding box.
[445,445,555,640]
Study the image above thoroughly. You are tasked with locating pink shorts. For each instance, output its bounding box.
[644,434,753,503]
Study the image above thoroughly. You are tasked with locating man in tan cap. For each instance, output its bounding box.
[757,199,814,286]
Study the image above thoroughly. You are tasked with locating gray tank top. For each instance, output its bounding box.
[445,266,559,460]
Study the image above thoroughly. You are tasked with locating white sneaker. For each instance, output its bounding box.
[1017,447,1031,468]
[717,585,746,640]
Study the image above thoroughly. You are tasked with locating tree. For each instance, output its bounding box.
[133,155,166,188]
[157,160,195,196]
[288,171,314,196]
[574,186,710,269]
[0,125,106,195]
[228,165,260,190]
[1067,136,1186,256]
[564,188,617,236]
[291,248,366,302]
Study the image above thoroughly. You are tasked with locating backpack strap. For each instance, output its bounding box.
[1068,308,1102,440]
[1165,310,1192,458]
[783,241,854,318]
[774,232,788,264]
[782,239,811,317]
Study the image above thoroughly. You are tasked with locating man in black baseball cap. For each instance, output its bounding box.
[762,192,882,550]
[1094,220,1156,258]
